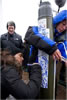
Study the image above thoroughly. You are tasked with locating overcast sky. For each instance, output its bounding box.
[0,0,67,40]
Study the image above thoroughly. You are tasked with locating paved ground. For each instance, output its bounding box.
[56,84,67,100]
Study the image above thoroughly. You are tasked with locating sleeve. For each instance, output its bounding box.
[15,33,25,52]
[28,46,38,63]
[1,34,6,49]
[22,42,30,66]
[2,64,42,99]
[19,36,24,49]
[24,26,57,55]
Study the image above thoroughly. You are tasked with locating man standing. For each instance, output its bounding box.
[1,21,29,66]
[1,21,24,54]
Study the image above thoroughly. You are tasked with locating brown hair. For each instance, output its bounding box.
[0,49,23,78]
[0,49,15,66]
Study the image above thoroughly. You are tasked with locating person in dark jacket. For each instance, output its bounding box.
[1,21,29,66]
[1,21,24,50]
[0,49,42,99]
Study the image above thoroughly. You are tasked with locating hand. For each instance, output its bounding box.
[52,49,62,61]
[14,53,24,65]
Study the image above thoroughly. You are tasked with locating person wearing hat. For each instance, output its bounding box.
[24,10,67,99]
[1,48,42,99]
[53,10,67,98]
[53,10,67,63]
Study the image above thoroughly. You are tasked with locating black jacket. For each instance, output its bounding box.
[24,26,58,63]
[1,32,29,65]
[1,63,42,99]
[25,26,57,55]
[1,32,24,54]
